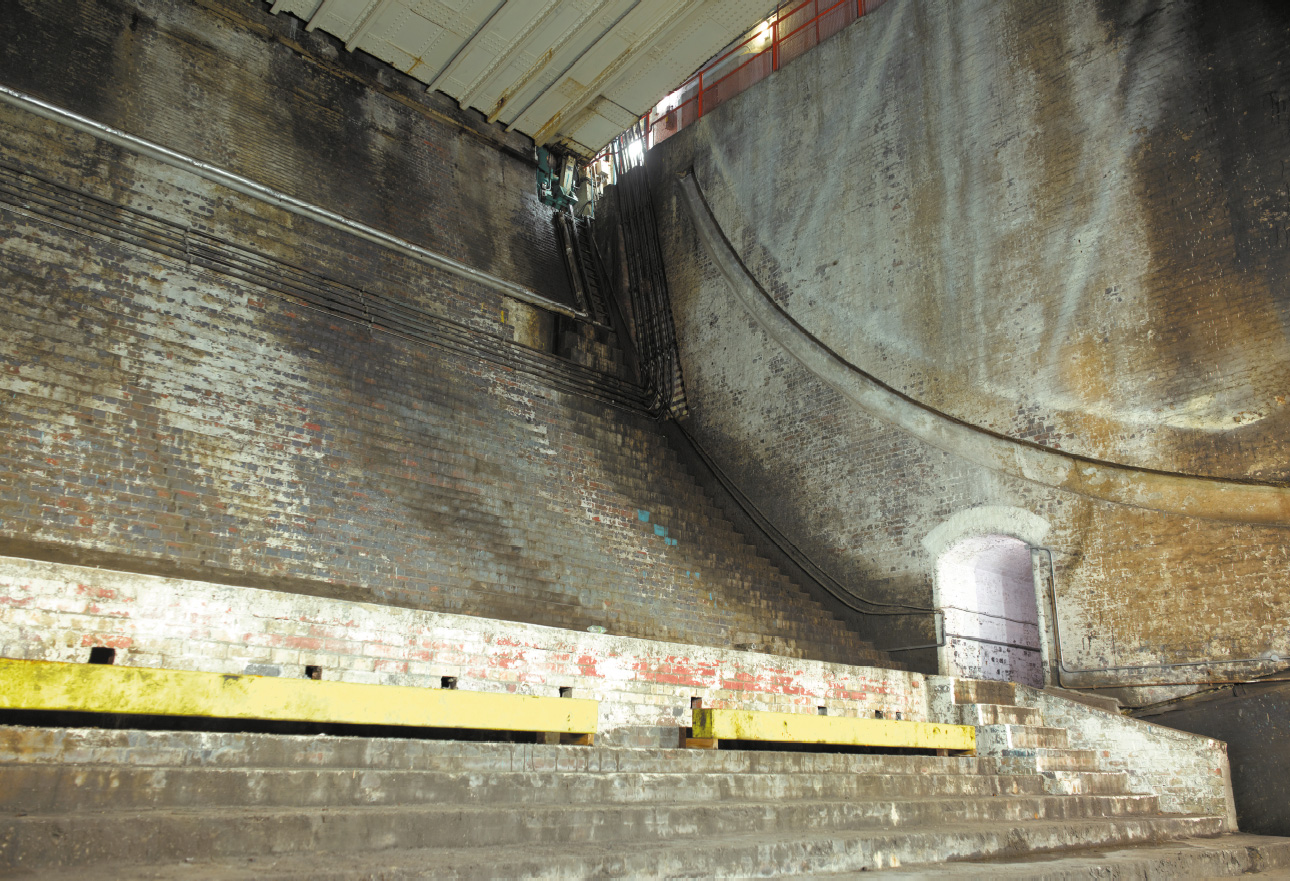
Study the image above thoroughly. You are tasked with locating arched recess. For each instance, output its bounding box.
[923,507,1053,687]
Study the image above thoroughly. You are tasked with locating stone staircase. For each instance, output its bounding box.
[3,711,1286,879]
[956,680,1139,802]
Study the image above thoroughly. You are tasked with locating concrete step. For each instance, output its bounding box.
[964,703,1044,727]
[0,765,1052,812]
[0,795,1172,872]
[998,748,1101,773]
[977,724,1071,751]
[954,679,1017,707]
[868,833,1290,878]
[16,816,1230,879]
[1041,770,1135,796]
[0,728,999,777]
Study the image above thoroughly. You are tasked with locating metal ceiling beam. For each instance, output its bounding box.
[427,0,511,93]
[457,0,559,108]
[502,0,642,134]
[531,0,691,146]
[345,0,397,52]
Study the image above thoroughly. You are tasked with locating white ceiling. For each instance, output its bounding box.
[269,0,777,157]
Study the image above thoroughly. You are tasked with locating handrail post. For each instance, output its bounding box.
[771,13,779,71]
[697,70,704,119]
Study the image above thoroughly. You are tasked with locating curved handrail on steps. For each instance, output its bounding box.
[676,171,1290,528]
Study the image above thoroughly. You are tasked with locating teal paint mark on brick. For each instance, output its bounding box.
[654,524,667,537]
[637,510,650,522]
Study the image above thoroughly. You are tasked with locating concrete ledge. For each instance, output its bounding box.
[0,658,598,736]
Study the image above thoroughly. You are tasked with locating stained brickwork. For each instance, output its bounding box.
[0,0,570,309]
[659,0,1290,481]
[0,0,895,666]
[0,557,920,748]
[645,0,1290,700]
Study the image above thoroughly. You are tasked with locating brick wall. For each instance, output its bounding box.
[643,0,1290,702]
[0,556,923,748]
[0,0,569,309]
[0,0,895,666]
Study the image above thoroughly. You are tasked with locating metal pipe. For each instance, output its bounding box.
[1034,546,1289,689]
[944,631,1041,654]
[1,163,648,417]
[0,84,582,319]
[880,610,946,653]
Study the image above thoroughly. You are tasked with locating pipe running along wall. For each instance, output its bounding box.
[0,85,583,320]
[676,172,1290,528]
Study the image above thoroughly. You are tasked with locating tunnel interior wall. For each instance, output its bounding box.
[647,0,1290,699]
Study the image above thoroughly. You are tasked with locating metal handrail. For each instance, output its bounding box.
[597,0,889,172]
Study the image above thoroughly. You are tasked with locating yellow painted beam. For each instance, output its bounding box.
[692,708,974,752]
[0,659,598,734]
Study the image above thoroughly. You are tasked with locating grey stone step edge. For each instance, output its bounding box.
[11,816,1230,880]
[0,729,997,775]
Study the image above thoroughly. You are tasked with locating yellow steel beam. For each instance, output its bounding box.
[692,708,975,752]
[0,659,598,735]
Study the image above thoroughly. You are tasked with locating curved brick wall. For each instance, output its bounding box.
[666,0,1290,481]
[647,0,1290,701]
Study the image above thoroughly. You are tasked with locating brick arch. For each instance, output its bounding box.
[924,507,1052,686]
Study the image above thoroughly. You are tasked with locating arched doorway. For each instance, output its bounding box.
[936,535,1043,687]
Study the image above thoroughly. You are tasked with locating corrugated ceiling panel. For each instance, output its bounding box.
[563,97,641,154]
[307,0,370,40]
[491,0,633,130]
[271,0,779,154]
[506,0,688,139]
[608,0,776,110]
[466,0,600,120]
[432,1,557,100]
[375,9,444,73]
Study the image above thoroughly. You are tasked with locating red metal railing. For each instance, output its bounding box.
[646,0,885,149]
[594,0,886,185]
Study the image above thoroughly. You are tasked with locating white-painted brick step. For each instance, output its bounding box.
[977,723,1071,751]
[965,703,1044,726]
